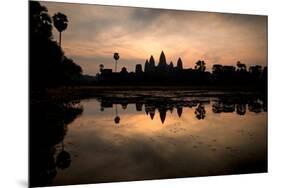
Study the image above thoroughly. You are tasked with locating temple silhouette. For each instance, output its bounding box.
[97,51,267,89]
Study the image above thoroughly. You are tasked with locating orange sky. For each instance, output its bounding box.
[41,1,267,75]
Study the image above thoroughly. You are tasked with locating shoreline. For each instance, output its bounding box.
[30,85,267,104]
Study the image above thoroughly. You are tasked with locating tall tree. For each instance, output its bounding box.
[236,61,247,71]
[113,52,120,72]
[30,1,52,39]
[195,60,206,72]
[53,12,68,48]
[99,64,104,73]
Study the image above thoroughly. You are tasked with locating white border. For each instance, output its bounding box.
[1,0,281,188]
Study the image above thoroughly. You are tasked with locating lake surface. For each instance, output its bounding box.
[30,91,267,187]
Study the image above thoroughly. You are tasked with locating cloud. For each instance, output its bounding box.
[41,1,267,75]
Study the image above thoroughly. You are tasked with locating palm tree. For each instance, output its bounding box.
[53,12,68,48]
[99,64,104,73]
[113,52,120,72]
[236,61,246,72]
[195,60,206,72]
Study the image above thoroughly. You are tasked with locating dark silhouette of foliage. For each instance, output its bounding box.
[121,67,128,74]
[236,104,246,115]
[30,1,52,39]
[212,64,223,73]
[56,150,71,169]
[61,57,82,78]
[195,104,206,120]
[195,60,206,72]
[53,12,68,47]
[237,61,247,72]
[99,64,104,72]
[29,1,82,89]
[113,52,120,72]
[30,101,83,186]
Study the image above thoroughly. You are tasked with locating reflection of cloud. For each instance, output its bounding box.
[41,1,267,75]
[54,101,267,184]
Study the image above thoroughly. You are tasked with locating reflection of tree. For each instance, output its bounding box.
[248,100,262,113]
[236,104,246,115]
[212,102,223,113]
[30,101,83,187]
[121,102,128,109]
[212,101,235,113]
[222,103,235,113]
[56,122,71,169]
[98,94,266,124]
[114,104,120,124]
[195,104,206,120]
[262,96,267,112]
[56,135,71,170]
[56,150,71,169]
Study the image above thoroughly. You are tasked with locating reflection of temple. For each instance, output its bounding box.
[98,95,266,124]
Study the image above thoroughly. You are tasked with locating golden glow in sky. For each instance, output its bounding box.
[41,1,267,75]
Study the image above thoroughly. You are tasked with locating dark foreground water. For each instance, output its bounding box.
[30,90,267,187]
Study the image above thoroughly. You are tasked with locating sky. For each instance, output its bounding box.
[41,1,267,75]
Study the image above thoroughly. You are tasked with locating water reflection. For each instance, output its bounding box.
[30,92,267,187]
[98,95,266,124]
[30,101,83,187]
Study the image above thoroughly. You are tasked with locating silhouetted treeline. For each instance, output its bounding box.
[97,51,267,90]
[30,1,83,89]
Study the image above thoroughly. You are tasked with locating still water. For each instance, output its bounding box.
[30,91,267,186]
